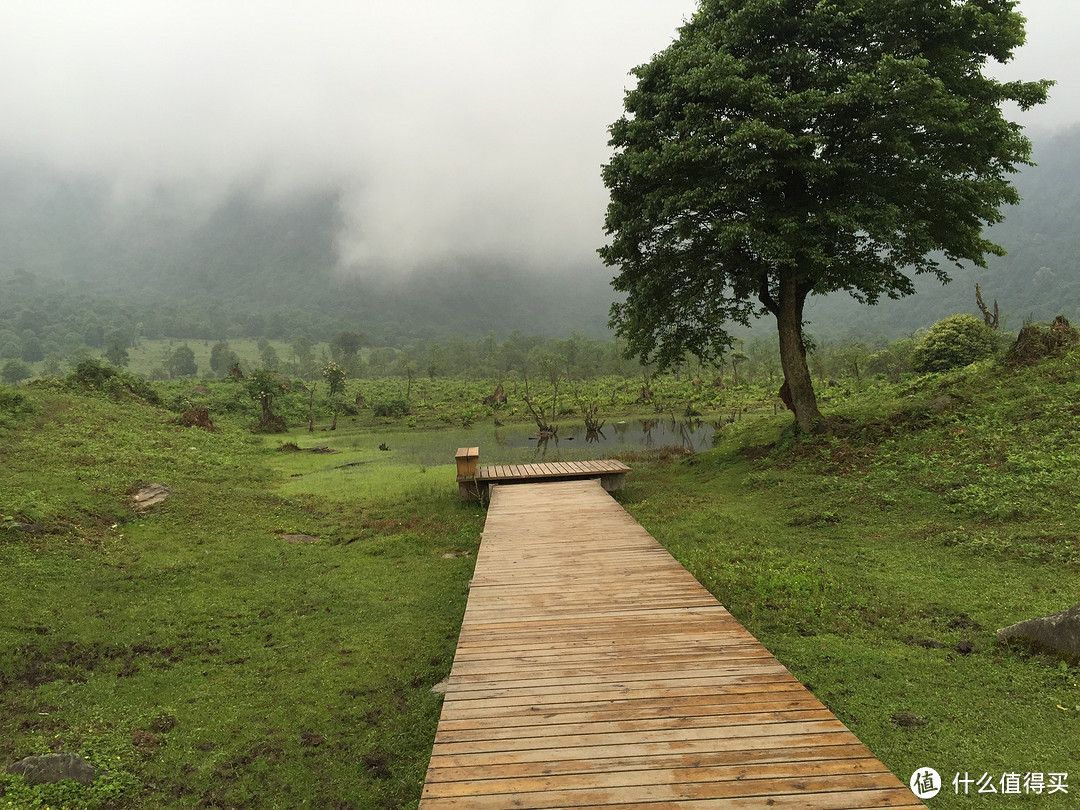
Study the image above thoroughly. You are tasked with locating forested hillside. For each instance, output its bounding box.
[1,125,1077,357]
[802,124,1080,339]
[0,161,617,349]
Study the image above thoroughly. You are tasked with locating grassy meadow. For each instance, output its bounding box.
[0,377,484,809]
[620,360,1080,807]
[1,344,1078,808]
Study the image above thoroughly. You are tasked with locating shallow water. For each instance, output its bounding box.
[316,417,716,467]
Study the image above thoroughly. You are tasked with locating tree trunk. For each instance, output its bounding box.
[773,271,822,433]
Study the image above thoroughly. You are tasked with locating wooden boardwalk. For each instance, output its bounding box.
[459,459,630,500]
[477,459,630,486]
[421,479,921,809]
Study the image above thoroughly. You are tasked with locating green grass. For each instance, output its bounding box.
[3,349,1078,807]
[616,350,1080,807]
[0,380,483,809]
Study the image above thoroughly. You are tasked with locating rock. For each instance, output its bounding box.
[431,678,450,694]
[130,483,170,511]
[6,752,98,785]
[10,522,47,534]
[282,534,320,544]
[997,604,1080,660]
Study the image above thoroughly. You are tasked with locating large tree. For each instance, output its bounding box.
[600,0,1050,431]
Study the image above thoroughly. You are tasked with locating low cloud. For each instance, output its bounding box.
[0,0,1072,277]
[0,1,693,275]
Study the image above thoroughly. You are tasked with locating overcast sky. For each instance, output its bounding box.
[0,1,1074,276]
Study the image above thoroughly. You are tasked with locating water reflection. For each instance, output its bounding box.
[315,414,720,469]
[497,417,714,458]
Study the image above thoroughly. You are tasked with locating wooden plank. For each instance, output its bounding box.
[426,731,869,770]
[424,790,922,810]
[421,773,909,809]
[419,480,920,809]
[425,742,876,781]
[423,757,890,797]
[475,458,630,487]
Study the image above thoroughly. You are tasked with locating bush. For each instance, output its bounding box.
[373,399,410,419]
[912,314,999,373]
[1,359,32,385]
[0,388,35,426]
[66,359,163,406]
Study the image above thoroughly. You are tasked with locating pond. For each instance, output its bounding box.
[316,417,717,468]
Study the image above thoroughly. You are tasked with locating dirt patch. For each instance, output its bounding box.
[946,613,983,631]
[891,711,928,728]
[149,713,178,733]
[907,639,948,649]
[131,728,161,755]
[332,460,368,470]
[3,639,218,691]
[277,443,339,454]
[362,751,391,779]
[738,444,773,461]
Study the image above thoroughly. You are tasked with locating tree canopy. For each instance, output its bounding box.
[600,0,1051,431]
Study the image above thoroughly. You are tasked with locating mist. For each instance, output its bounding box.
[0,0,1075,280]
[0,2,695,276]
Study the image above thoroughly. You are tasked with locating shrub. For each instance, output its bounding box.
[912,314,999,373]
[1,359,32,385]
[0,388,35,426]
[373,399,410,419]
[66,359,163,406]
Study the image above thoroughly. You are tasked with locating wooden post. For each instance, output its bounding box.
[456,447,480,501]
[455,447,479,478]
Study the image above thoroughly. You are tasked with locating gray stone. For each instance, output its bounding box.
[131,483,170,510]
[431,678,450,694]
[997,604,1080,660]
[281,534,320,544]
[7,752,98,785]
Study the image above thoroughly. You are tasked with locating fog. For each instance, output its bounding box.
[0,1,1075,278]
